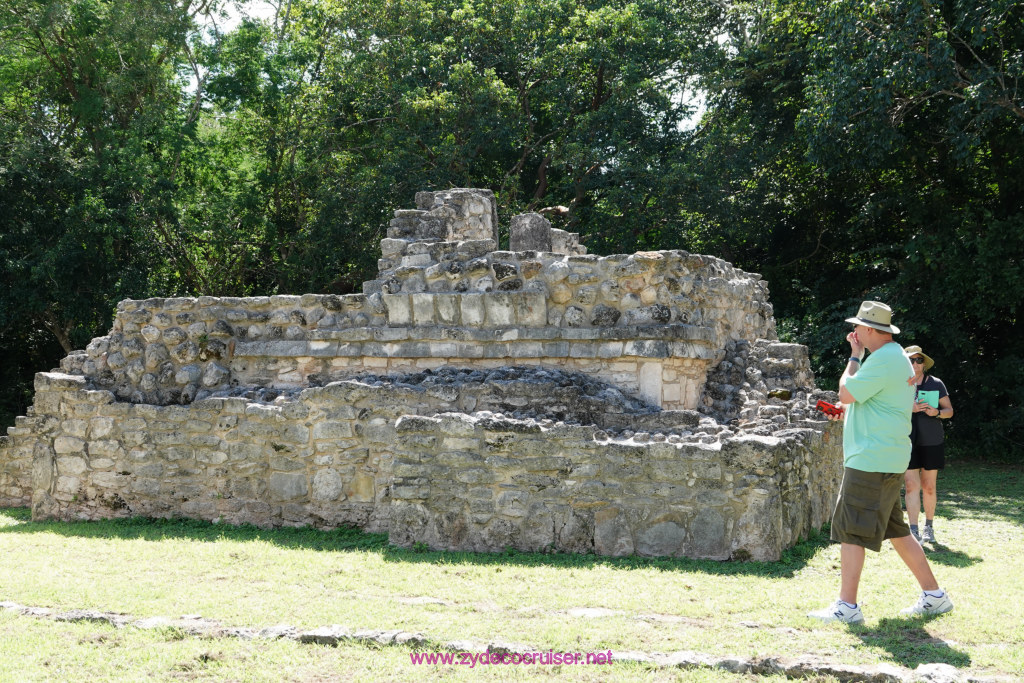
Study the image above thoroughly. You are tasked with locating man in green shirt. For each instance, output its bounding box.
[808,301,953,624]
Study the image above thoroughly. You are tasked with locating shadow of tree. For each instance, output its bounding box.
[854,617,971,670]
[940,461,1024,527]
[0,506,830,578]
[1,460,1017,579]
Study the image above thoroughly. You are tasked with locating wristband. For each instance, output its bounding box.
[848,357,861,363]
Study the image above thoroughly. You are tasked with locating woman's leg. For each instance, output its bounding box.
[904,469,922,527]
[920,469,938,522]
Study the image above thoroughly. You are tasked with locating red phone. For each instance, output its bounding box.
[816,400,845,418]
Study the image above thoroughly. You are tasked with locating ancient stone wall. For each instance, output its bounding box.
[4,367,841,561]
[0,188,843,561]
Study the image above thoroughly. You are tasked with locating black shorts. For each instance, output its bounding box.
[908,443,945,471]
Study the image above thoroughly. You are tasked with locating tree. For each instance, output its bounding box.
[681,0,1024,456]
[0,0,220,422]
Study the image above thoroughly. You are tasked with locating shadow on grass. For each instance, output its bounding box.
[939,460,1024,527]
[854,617,971,670]
[922,542,982,568]
[0,506,831,579]
[2,460,1012,578]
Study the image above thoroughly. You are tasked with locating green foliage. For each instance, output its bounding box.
[1,0,1021,458]
[679,0,1024,457]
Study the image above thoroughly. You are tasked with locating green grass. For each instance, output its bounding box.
[1,459,1022,681]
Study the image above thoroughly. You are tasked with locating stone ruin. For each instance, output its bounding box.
[0,189,843,561]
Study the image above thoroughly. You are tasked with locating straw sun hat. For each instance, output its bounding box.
[903,345,934,371]
[845,300,901,335]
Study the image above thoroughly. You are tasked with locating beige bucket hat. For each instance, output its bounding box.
[903,345,934,371]
[845,300,901,334]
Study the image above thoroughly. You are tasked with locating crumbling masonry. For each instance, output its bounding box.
[0,189,842,561]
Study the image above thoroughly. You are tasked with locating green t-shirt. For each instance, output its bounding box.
[842,341,915,473]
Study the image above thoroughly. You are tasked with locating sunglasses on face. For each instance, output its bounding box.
[910,357,926,364]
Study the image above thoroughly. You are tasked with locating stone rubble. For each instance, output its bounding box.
[0,600,1003,682]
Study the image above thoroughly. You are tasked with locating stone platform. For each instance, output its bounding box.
[0,189,842,561]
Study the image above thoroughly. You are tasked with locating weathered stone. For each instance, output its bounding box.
[53,437,85,454]
[591,305,621,327]
[509,213,552,252]
[268,473,308,501]
[201,363,230,388]
[141,325,161,343]
[563,306,585,327]
[312,469,344,501]
[636,521,687,557]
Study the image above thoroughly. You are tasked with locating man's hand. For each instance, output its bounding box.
[912,400,930,413]
[846,330,865,359]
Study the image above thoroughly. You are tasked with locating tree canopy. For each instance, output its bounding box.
[1,0,1021,456]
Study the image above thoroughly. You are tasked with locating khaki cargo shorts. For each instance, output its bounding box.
[831,467,911,551]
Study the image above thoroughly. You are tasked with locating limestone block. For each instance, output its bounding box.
[172,341,199,364]
[543,260,571,283]
[520,260,542,280]
[125,359,145,384]
[402,254,433,268]
[91,471,127,489]
[619,293,642,311]
[60,418,87,439]
[554,508,593,554]
[594,507,634,556]
[549,283,572,305]
[202,363,230,388]
[518,506,555,549]
[451,294,481,327]
[411,294,435,326]
[509,213,552,252]
[484,294,515,327]
[89,417,116,439]
[496,278,522,292]
[514,292,547,327]
[55,475,81,495]
[268,472,308,501]
[86,336,111,356]
[591,305,620,327]
[491,262,519,281]
[575,286,597,306]
[187,322,208,340]
[312,469,344,501]
[562,306,585,327]
[623,304,671,326]
[434,294,460,325]
[53,436,85,454]
[346,473,375,502]
[313,421,354,440]
[58,456,88,476]
[637,363,663,407]
[636,520,686,557]
[88,440,123,458]
[382,294,412,326]
[141,325,162,343]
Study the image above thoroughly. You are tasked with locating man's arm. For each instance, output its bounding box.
[837,330,865,405]
[838,359,859,405]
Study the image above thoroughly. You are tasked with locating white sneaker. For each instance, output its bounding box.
[807,599,864,624]
[900,591,954,616]
[921,526,935,543]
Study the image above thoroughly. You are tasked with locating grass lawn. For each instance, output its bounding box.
[1,459,1021,681]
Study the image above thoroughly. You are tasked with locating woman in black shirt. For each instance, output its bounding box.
[903,345,954,544]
